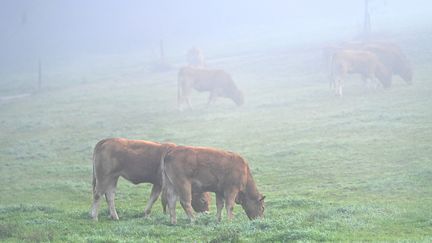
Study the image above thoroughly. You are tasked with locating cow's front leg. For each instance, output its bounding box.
[207,91,218,107]
[144,184,162,217]
[215,193,224,222]
[224,190,239,220]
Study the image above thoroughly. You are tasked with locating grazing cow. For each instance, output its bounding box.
[187,47,206,67]
[177,66,244,110]
[162,145,265,224]
[361,42,413,85]
[331,49,391,96]
[324,41,413,88]
[90,138,210,221]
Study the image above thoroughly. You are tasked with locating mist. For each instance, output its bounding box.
[1,0,431,77]
[2,1,432,240]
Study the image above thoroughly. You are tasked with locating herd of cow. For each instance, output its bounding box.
[177,41,413,109]
[89,40,412,225]
[324,40,413,97]
[90,138,265,224]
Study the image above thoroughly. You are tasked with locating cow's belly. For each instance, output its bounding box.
[193,80,212,92]
[191,179,218,193]
[120,170,156,185]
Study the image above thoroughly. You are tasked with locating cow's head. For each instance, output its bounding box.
[397,63,413,85]
[232,89,244,106]
[235,192,265,220]
[225,87,244,106]
[376,63,393,89]
[191,192,211,213]
[221,78,244,106]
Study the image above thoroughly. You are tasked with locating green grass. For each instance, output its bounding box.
[1,30,432,242]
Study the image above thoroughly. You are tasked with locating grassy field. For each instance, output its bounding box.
[1,30,432,242]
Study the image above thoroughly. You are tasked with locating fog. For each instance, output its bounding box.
[1,0,431,76]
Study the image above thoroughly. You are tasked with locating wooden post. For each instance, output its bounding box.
[363,0,371,39]
[38,59,42,91]
[159,39,165,63]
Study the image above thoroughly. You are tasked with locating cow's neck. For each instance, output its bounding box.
[244,168,260,199]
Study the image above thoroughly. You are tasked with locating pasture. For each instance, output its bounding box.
[1,29,432,242]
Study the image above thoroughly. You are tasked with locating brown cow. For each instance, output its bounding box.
[177,66,244,110]
[331,49,391,96]
[90,138,210,221]
[162,145,265,224]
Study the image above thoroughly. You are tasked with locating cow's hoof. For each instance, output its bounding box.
[90,212,98,221]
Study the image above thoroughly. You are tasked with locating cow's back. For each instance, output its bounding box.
[364,43,412,82]
[179,67,233,91]
[94,138,164,185]
[164,146,248,193]
[333,50,383,75]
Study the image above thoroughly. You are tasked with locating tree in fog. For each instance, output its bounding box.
[363,0,372,39]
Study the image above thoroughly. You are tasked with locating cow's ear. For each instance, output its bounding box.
[259,195,266,202]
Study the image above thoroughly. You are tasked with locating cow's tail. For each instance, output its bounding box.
[92,138,111,196]
[160,143,176,186]
[177,69,183,108]
[159,143,174,212]
[329,51,337,89]
[160,143,177,209]
[92,156,96,195]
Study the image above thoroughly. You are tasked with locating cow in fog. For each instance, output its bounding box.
[177,66,244,110]
[90,138,210,221]
[162,145,265,224]
[187,47,206,67]
[324,41,413,90]
[330,49,391,96]
[361,42,413,85]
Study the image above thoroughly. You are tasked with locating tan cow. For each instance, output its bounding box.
[324,41,413,88]
[90,138,210,221]
[177,66,244,110]
[162,145,265,224]
[187,47,206,67]
[331,49,391,96]
[361,42,413,85]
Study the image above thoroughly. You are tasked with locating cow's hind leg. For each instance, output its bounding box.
[177,182,195,223]
[105,190,119,220]
[161,187,168,214]
[90,191,103,221]
[105,177,119,220]
[144,184,162,217]
[335,78,343,97]
[166,185,178,225]
[91,176,114,221]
